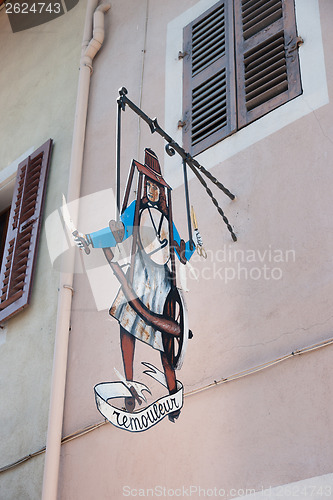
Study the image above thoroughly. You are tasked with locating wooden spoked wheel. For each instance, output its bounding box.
[162,287,188,370]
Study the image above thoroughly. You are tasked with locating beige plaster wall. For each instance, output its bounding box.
[60,0,333,498]
[0,2,86,498]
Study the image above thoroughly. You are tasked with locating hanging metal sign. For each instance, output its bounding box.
[70,88,236,431]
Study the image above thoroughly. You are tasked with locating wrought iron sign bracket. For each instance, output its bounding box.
[116,87,237,242]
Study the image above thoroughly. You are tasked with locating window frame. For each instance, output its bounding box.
[182,0,302,156]
[234,0,302,129]
[0,139,53,324]
[0,207,11,271]
[182,0,237,155]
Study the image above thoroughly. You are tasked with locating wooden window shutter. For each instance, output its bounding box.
[234,0,302,128]
[0,139,53,323]
[183,0,237,156]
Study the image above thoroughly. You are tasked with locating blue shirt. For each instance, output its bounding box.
[88,200,195,262]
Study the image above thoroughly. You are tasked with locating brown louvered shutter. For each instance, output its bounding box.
[0,139,53,323]
[234,0,302,128]
[183,0,236,156]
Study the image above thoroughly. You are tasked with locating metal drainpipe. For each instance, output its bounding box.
[41,3,110,499]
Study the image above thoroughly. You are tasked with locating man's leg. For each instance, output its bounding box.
[160,338,181,423]
[160,351,177,394]
[120,326,135,381]
[120,326,136,412]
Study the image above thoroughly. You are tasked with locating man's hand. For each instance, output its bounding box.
[73,230,90,254]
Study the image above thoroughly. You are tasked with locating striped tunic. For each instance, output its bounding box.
[109,248,172,351]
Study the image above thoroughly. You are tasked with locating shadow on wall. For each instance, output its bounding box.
[4,0,79,32]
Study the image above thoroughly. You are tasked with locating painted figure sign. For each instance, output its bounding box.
[73,149,197,430]
[68,88,236,432]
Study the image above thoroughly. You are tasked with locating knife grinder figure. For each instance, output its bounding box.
[74,149,196,423]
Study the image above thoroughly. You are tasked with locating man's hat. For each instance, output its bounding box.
[133,148,171,189]
[144,148,161,175]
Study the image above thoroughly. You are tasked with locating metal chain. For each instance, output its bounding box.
[191,157,235,201]
[188,163,237,241]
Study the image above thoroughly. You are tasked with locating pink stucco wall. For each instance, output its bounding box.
[59,0,333,498]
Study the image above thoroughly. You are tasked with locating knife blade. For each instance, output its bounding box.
[62,194,90,255]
